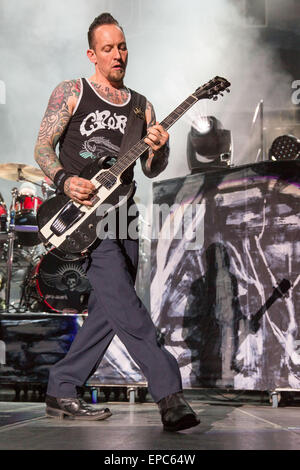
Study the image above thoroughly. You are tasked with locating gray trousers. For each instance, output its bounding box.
[46,238,182,402]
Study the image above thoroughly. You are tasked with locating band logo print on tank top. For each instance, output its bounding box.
[79,79,131,162]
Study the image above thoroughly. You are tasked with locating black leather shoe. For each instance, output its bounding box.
[158,391,200,432]
[45,395,112,421]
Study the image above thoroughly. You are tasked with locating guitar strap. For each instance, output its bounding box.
[118,89,147,158]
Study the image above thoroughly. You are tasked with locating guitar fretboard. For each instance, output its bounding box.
[108,94,199,178]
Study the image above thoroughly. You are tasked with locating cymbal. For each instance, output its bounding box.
[0,163,44,182]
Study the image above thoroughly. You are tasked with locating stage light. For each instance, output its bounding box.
[268,134,300,161]
[187,116,232,174]
[192,116,213,135]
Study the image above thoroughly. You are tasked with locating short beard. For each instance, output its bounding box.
[108,70,126,86]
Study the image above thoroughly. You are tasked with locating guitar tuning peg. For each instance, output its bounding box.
[226,88,230,93]
[213,96,218,101]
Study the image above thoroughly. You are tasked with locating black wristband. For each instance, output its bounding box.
[53,169,72,193]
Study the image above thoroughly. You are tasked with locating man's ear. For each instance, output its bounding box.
[87,49,97,64]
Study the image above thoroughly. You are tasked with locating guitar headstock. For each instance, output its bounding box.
[193,76,231,101]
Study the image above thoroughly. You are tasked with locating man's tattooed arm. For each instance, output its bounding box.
[141,100,170,178]
[34,79,80,181]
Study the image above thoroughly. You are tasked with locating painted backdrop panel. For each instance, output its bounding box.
[151,161,300,390]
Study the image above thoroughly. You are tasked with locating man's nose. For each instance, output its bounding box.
[113,47,122,59]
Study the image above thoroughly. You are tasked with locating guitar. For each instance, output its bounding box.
[249,278,291,333]
[37,76,230,254]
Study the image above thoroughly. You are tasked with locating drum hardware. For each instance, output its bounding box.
[4,231,15,311]
[12,246,46,313]
[41,179,56,200]
[2,185,43,311]
[0,166,90,313]
[4,188,18,311]
[18,261,40,312]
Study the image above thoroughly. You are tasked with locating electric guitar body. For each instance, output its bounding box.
[37,159,135,254]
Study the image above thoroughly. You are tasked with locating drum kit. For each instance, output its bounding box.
[0,163,91,314]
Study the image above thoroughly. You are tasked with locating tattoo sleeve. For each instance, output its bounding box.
[34,79,80,181]
[140,100,170,178]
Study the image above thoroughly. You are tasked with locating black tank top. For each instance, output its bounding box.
[58,78,131,175]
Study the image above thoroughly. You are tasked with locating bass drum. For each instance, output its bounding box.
[26,249,91,313]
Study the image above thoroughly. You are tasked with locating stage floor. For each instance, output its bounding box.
[1,392,300,451]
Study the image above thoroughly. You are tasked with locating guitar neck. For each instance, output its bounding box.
[109,93,199,178]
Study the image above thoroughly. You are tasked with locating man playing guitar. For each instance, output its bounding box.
[34,12,200,431]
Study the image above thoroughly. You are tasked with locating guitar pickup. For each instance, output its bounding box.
[50,200,84,236]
